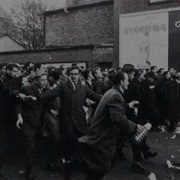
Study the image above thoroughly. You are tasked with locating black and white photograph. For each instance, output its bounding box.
[0,0,179,180]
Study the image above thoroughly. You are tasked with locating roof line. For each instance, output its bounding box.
[0,44,114,55]
[0,34,27,49]
[44,0,113,15]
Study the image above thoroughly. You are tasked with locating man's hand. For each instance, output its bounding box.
[16,93,26,100]
[17,93,37,101]
[50,109,59,118]
[16,114,23,129]
[23,95,37,101]
[128,100,139,108]
[149,85,155,89]
[134,108,138,116]
[137,124,144,132]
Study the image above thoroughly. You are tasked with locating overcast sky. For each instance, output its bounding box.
[0,0,66,12]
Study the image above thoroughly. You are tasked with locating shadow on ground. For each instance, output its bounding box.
[2,131,180,180]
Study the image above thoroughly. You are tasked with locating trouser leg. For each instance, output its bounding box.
[131,140,143,162]
[20,124,37,177]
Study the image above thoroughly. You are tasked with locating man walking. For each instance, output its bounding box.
[39,66,101,162]
[66,71,151,180]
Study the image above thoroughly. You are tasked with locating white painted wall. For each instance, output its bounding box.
[120,11,169,70]
[0,36,25,52]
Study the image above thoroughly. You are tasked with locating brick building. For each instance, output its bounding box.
[0,0,113,68]
[1,0,180,70]
[44,0,114,68]
[44,0,180,69]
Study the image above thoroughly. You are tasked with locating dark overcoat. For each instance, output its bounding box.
[78,86,136,174]
[2,75,22,146]
[164,80,180,120]
[92,78,103,95]
[125,78,144,124]
[16,83,47,128]
[141,79,160,125]
[40,79,101,136]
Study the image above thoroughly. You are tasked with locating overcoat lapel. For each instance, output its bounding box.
[67,79,75,92]
[75,80,82,91]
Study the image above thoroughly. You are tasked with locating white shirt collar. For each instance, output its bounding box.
[68,78,76,90]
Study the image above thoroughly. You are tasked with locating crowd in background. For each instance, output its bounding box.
[0,61,179,180]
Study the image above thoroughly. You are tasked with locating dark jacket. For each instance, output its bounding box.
[125,79,141,103]
[164,80,180,119]
[141,79,160,125]
[92,78,103,95]
[125,78,143,124]
[43,90,61,140]
[3,75,22,121]
[16,83,47,128]
[78,86,136,173]
[85,80,92,90]
[40,79,101,135]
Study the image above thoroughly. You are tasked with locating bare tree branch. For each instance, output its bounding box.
[8,0,50,50]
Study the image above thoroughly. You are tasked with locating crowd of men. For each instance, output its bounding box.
[0,61,179,180]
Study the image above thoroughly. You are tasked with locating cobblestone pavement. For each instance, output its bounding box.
[2,131,180,180]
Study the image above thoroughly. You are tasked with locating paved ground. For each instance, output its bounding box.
[2,131,180,180]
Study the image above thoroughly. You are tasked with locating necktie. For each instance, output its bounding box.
[74,82,78,90]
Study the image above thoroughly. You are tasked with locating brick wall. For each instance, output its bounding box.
[0,47,93,66]
[0,46,113,68]
[44,1,113,47]
[66,0,112,7]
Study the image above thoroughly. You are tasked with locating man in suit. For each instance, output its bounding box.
[16,72,48,180]
[123,67,157,172]
[65,71,150,180]
[164,72,180,132]
[39,66,102,162]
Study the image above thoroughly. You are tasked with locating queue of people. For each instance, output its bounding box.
[0,61,178,180]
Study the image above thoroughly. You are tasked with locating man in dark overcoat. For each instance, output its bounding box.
[2,64,22,146]
[16,72,48,180]
[164,72,180,132]
[65,71,148,180]
[0,64,22,180]
[141,72,160,128]
[39,66,101,161]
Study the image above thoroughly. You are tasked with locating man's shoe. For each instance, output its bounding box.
[144,151,158,160]
[132,123,152,144]
[132,162,149,174]
[26,174,37,180]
